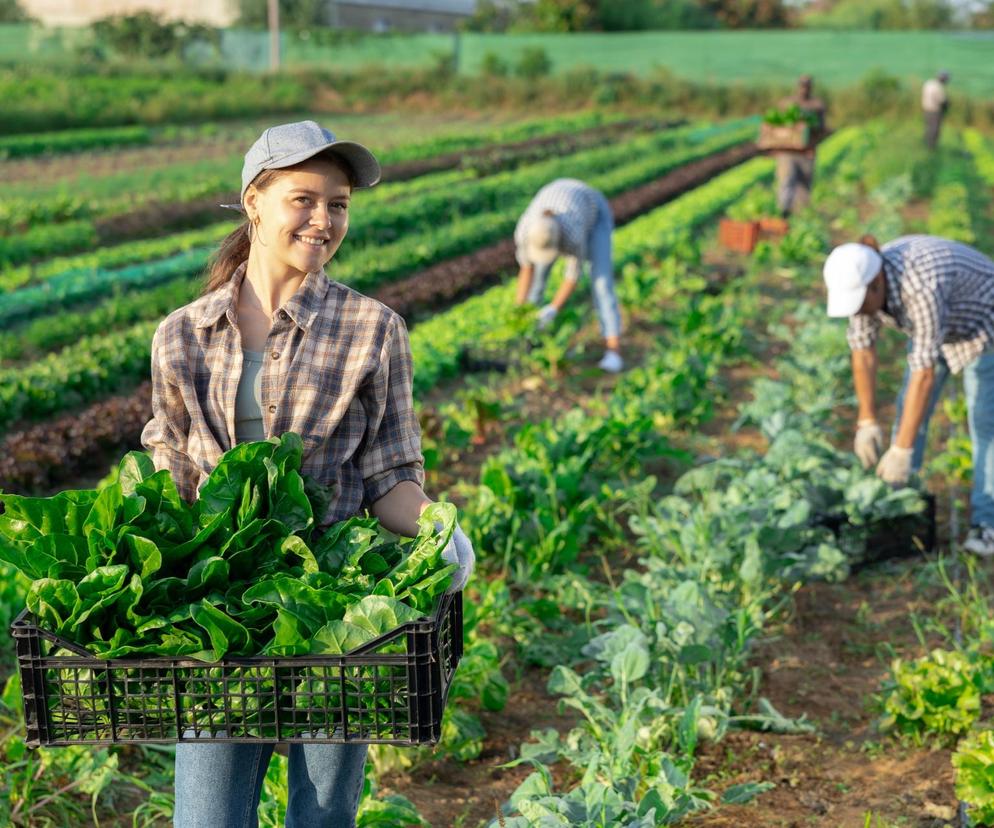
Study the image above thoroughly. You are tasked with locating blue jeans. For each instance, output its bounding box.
[174,741,368,828]
[892,347,994,526]
[527,194,621,339]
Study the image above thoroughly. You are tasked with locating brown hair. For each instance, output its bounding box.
[202,154,357,296]
[859,233,880,252]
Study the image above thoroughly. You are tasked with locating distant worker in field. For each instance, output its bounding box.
[823,234,994,557]
[922,71,950,150]
[773,74,826,217]
[514,178,623,373]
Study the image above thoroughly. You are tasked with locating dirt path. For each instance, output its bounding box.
[688,565,958,828]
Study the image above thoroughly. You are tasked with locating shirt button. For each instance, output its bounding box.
[268,405,276,414]
[271,351,280,360]
[278,311,288,321]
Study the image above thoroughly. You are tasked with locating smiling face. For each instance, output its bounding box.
[243,156,353,278]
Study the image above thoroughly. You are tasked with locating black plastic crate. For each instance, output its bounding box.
[822,493,937,571]
[11,592,462,748]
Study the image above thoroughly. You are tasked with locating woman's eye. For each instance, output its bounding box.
[294,196,311,205]
[332,202,348,212]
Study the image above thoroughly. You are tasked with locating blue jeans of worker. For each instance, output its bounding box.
[174,741,368,828]
[526,196,621,339]
[892,347,994,527]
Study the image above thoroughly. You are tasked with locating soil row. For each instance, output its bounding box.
[0,141,753,495]
[82,118,670,245]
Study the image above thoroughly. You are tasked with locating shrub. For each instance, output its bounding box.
[515,46,552,80]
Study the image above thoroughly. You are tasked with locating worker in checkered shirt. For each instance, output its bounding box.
[514,178,624,373]
[823,234,994,556]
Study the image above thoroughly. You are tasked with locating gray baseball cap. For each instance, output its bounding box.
[221,120,381,211]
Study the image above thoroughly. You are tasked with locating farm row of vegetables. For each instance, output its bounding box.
[0,111,666,258]
[0,118,749,308]
[857,127,994,826]
[0,121,758,436]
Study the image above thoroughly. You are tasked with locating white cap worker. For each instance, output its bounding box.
[514,178,623,373]
[824,234,994,556]
[922,70,950,150]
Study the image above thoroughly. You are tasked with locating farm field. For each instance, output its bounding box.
[2,101,994,828]
[5,27,994,95]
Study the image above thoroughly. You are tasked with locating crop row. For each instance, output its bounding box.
[0,111,643,239]
[474,127,930,824]
[0,124,152,159]
[411,124,909,822]
[0,121,755,332]
[873,132,994,826]
[0,109,629,163]
[0,118,705,300]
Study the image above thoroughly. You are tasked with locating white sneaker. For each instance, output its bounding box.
[598,350,624,373]
[964,525,994,557]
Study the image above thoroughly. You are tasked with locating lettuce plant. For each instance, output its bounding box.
[954,729,994,827]
[880,649,982,745]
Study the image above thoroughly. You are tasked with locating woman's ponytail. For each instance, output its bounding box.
[203,223,252,296]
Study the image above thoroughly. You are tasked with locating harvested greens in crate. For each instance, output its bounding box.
[1,433,463,746]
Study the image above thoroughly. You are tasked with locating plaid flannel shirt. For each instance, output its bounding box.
[847,235,994,374]
[514,178,606,281]
[140,261,424,526]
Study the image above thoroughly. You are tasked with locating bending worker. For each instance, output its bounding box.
[823,234,994,556]
[775,74,826,217]
[514,177,623,373]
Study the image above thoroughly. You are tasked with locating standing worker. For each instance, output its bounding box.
[922,71,950,150]
[142,120,475,826]
[823,234,994,557]
[774,74,826,217]
[514,178,624,373]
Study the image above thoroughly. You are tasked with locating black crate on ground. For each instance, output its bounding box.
[835,494,936,569]
[11,592,462,748]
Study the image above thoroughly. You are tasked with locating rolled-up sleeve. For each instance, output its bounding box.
[905,290,945,371]
[514,214,530,266]
[360,314,425,507]
[846,314,881,353]
[140,325,200,503]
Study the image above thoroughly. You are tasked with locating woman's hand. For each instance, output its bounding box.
[441,523,475,593]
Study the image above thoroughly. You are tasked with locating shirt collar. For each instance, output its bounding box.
[196,261,331,331]
[877,251,906,327]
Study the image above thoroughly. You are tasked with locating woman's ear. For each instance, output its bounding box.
[243,187,258,224]
[859,234,880,251]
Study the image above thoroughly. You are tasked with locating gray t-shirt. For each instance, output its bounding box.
[234,349,266,444]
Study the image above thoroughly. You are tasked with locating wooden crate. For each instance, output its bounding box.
[718,219,760,254]
[757,122,811,152]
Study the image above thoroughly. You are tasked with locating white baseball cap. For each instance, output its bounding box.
[823,243,883,318]
[525,215,561,265]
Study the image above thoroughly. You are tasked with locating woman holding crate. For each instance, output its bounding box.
[140,121,474,827]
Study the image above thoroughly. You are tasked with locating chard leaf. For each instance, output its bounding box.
[342,595,424,637]
[310,620,376,654]
[190,600,251,659]
[118,452,156,496]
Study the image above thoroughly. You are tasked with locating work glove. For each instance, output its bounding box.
[876,445,913,486]
[536,304,558,331]
[854,419,885,468]
[440,522,475,593]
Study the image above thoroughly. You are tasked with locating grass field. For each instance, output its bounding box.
[4,25,991,96]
